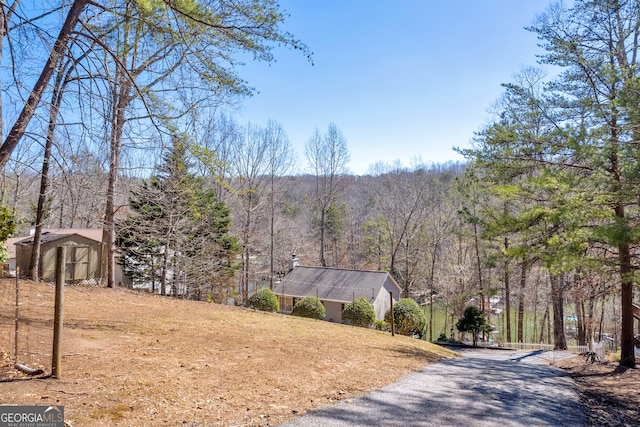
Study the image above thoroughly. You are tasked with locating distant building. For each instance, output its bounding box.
[272,260,402,323]
[5,228,126,285]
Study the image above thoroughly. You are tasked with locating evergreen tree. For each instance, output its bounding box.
[456,306,490,347]
[117,134,240,299]
[527,0,640,366]
[461,1,640,366]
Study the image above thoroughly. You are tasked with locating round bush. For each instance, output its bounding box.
[248,287,279,312]
[384,298,426,337]
[342,297,376,327]
[374,320,389,332]
[293,296,326,320]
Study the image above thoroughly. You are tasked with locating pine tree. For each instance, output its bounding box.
[117,134,240,299]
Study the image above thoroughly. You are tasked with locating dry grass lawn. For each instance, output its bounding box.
[0,282,456,426]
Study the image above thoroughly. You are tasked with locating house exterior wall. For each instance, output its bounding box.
[323,300,344,323]
[15,244,33,277]
[39,236,101,282]
[277,295,295,313]
[40,244,58,281]
[372,278,401,320]
[115,263,131,287]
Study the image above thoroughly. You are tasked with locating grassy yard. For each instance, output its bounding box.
[1,281,456,426]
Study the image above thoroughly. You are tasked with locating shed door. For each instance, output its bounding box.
[66,246,89,282]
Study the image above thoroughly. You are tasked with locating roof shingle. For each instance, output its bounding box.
[273,266,395,303]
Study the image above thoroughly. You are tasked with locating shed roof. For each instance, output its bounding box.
[41,229,102,242]
[15,230,102,245]
[4,229,103,259]
[272,266,400,303]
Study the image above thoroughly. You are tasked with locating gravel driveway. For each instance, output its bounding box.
[278,347,585,427]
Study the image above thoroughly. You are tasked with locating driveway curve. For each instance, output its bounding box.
[278,347,584,427]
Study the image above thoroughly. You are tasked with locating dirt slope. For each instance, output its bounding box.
[556,356,640,427]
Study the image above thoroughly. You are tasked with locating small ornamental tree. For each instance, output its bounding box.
[248,287,279,312]
[293,296,326,320]
[342,297,376,328]
[384,298,426,337]
[456,306,491,346]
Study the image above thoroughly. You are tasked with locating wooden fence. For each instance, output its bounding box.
[502,342,589,353]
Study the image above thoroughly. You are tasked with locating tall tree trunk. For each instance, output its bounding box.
[151,256,156,294]
[598,298,605,342]
[160,246,168,296]
[0,0,88,169]
[428,243,437,342]
[619,241,635,367]
[538,306,548,343]
[550,274,567,350]
[504,237,511,342]
[0,0,5,144]
[473,221,484,314]
[517,259,526,343]
[241,199,252,306]
[102,73,130,287]
[269,176,275,289]
[610,108,635,366]
[547,304,552,345]
[29,54,76,280]
[319,207,327,267]
[587,294,595,345]
[576,297,586,346]
[242,244,250,305]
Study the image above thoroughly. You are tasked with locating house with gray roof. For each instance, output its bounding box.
[272,261,402,323]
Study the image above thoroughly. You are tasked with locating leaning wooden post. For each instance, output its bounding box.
[52,247,65,378]
[389,291,395,337]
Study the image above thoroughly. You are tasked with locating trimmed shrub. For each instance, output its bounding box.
[374,320,390,332]
[248,287,279,312]
[342,297,376,328]
[384,298,426,337]
[293,296,326,320]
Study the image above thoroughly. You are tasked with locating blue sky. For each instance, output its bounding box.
[234,1,553,175]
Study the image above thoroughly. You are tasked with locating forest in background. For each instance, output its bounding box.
[0,1,639,367]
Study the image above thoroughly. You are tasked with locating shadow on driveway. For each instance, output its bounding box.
[277,349,584,427]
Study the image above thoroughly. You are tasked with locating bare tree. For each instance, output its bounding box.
[0,0,89,168]
[305,123,350,267]
[263,120,296,287]
[28,44,93,279]
[230,122,270,305]
[365,162,432,296]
